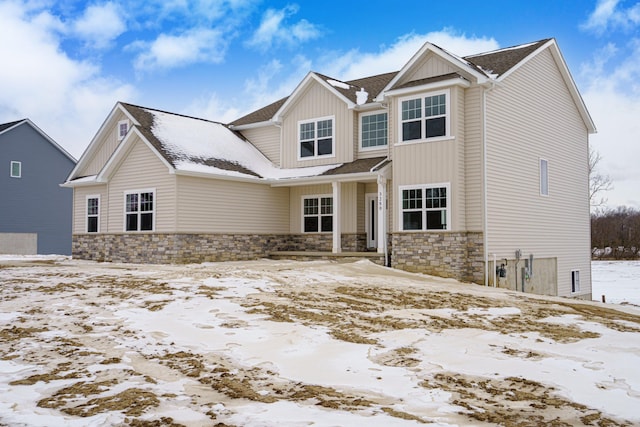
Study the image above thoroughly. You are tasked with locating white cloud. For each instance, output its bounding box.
[72,2,126,49]
[132,27,227,72]
[582,0,640,33]
[581,38,640,208]
[318,29,499,81]
[246,4,321,51]
[0,1,135,158]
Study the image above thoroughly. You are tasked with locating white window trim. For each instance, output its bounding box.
[398,182,451,232]
[297,115,336,161]
[540,158,549,196]
[123,188,156,232]
[86,195,100,233]
[10,161,21,178]
[359,110,388,152]
[397,89,451,144]
[118,119,130,141]
[301,194,333,233]
[571,269,581,293]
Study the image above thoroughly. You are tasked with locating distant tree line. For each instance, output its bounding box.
[591,207,640,259]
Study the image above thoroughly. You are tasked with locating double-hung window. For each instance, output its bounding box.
[360,111,388,149]
[303,196,333,232]
[400,90,449,142]
[400,184,450,231]
[299,117,334,158]
[125,190,154,231]
[10,161,21,178]
[87,196,100,233]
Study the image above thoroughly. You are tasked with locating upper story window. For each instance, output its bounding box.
[399,89,450,142]
[10,161,21,178]
[303,195,333,232]
[400,183,450,231]
[299,116,334,159]
[118,119,130,141]
[87,196,100,233]
[360,111,388,150]
[540,158,549,196]
[125,189,154,231]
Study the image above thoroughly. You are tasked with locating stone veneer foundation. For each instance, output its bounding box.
[390,231,484,283]
[73,233,368,264]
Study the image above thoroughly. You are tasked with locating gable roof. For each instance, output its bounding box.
[0,118,76,163]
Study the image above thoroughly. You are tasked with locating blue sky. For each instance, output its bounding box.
[0,0,639,209]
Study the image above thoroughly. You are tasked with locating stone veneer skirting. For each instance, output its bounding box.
[73,233,369,264]
[390,231,484,283]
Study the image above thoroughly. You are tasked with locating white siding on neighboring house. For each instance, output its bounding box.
[281,82,353,168]
[485,48,591,297]
[176,176,290,234]
[73,185,107,234]
[105,138,176,232]
[240,126,281,166]
[464,86,484,231]
[78,110,130,177]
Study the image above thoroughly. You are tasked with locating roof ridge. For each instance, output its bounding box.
[120,102,227,127]
[464,38,552,59]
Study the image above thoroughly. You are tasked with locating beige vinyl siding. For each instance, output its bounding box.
[281,82,353,168]
[175,176,290,233]
[72,185,107,234]
[78,110,129,177]
[399,53,459,85]
[390,86,465,232]
[464,86,484,231]
[485,48,591,297]
[106,138,176,233]
[289,184,358,234]
[240,125,281,166]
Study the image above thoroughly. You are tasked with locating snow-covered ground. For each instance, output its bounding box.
[592,260,640,305]
[0,256,639,426]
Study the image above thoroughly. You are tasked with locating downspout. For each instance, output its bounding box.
[482,83,495,287]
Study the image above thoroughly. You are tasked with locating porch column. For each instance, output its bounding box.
[377,175,387,254]
[332,181,341,253]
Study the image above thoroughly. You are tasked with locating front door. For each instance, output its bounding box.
[365,193,377,249]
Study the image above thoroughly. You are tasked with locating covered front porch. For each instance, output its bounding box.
[269,157,391,261]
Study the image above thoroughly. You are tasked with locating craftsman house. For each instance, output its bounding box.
[1,119,76,254]
[63,38,595,298]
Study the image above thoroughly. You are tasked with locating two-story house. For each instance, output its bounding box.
[63,38,595,298]
[1,119,76,254]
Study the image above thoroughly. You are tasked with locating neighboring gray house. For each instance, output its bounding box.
[0,119,76,254]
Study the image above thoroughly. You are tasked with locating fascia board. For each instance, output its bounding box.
[97,127,174,182]
[497,39,596,134]
[383,77,471,98]
[273,73,356,121]
[66,102,134,181]
[174,169,266,184]
[375,42,488,102]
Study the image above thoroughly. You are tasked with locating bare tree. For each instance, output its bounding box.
[589,146,613,209]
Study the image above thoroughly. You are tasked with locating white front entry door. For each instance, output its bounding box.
[365,193,377,249]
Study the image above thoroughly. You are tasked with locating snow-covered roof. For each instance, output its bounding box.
[123,104,341,181]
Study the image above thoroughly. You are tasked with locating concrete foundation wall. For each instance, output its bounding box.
[0,233,37,255]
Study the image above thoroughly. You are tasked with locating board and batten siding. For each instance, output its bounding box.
[73,185,107,234]
[78,110,129,177]
[485,48,591,297]
[281,82,354,168]
[463,86,484,231]
[389,86,465,232]
[240,125,281,166]
[105,138,177,233]
[175,176,290,234]
[289,184,359,234]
